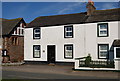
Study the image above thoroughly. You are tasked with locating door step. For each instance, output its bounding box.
[48,63,55,66]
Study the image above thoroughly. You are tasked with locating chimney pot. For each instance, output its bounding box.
[86,0,96,15]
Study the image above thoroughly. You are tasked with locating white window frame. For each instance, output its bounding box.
[64,26,73,38]
[33,45,40,58]
[33,28,40,39]
[114,47,120,60]
[98,44,109,59]
[98,23,108,37]
[64,44,73,59]
[12,27,24,36]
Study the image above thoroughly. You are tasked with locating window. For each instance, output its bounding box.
[13,27,24,36]
[98,23,108,37]
[33,28,40,39]
[11,37,18,45]
[64,44,73,59]
[2,49,7,57]
[98,44,109,59]
[64,26,73,38]
[116,48,120,58]
[33,45,40,58]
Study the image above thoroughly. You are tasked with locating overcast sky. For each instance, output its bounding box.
[2,2,119,23]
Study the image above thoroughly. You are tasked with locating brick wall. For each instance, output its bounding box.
[2,36,24,62]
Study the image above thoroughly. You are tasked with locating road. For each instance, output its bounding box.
[2,70,101,79]
[2,64,120,79]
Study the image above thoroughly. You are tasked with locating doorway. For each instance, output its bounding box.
[47,45,55,64]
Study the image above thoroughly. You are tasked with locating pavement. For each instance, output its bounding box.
[2,64,120,79]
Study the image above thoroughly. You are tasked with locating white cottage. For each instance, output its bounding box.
[24,2,120,70]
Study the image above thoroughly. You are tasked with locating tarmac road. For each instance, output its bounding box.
[2,64,120,79]
[2,70,102,79]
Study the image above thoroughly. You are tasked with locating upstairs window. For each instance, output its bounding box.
[64,26,73,38]
[64,44,73,59]
[98,23,108,37]
[33,45,40,58]
[98,44,109,59]
[33,28,40,39]
[13,27,24,36]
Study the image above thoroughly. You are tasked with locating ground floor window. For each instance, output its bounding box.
[64,44,73,59]
[116,48,120,58]
[11,37,19,45]
[2,49,7,57]
[98,44,109,59]
[33,45,40,58]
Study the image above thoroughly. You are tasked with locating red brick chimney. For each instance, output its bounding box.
[86,0,96,15]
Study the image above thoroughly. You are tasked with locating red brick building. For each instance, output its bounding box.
[1,18,26,63]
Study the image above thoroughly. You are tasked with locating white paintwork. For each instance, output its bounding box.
[114,47,120,70]
[75,60,112,70]
[12,23,24,36]
[24,21,119,63]
[114,59,120,70]
[114,47,120,60]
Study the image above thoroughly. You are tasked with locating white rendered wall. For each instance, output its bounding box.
[24,24,85,62]
[24,21,119,62]
[85,21,119,60]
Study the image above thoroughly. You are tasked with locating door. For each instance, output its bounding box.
[47,45,55,64]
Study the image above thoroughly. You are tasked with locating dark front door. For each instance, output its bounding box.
[47,45,55,64]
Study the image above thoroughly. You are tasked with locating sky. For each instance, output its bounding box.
[2,2,120,23]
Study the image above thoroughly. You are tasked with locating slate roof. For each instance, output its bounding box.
[27,8,120,28]
[85,8,120,23]
[113,39,120,47]
[1,18,24,35]
[27,12,88,27]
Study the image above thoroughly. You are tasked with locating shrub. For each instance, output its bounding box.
[85,54,91,66]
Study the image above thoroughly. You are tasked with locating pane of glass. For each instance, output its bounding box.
[100,45,108,50]
[66,27,72,31]
[34,46,40,50]
[34,51,40,57]
[65,51,72,57]
[100,24,107,29]
[66,32,72,36]
[100,31,107,34]
[66,46,72,50]
[35,34,40,37]
[116,48,120,58]
[34,29,40,33]
[100,51,107,57]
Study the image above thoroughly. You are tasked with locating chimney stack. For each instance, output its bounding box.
[86,0,96,15]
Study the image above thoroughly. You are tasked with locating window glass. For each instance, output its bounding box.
[33,28,40,39]
[100,24,107,29]
[98,44,108,59]
[33,45,40,58]
[65,45,73,59]
[64,26,73,38]
[34,29,40,33]
[100,31,107,34]
[98,23,108,37]
[116,48,120,58]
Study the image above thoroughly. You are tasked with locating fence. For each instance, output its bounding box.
[79,60,114,68]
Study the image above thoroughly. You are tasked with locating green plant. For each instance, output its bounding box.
[85,54,91,66]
